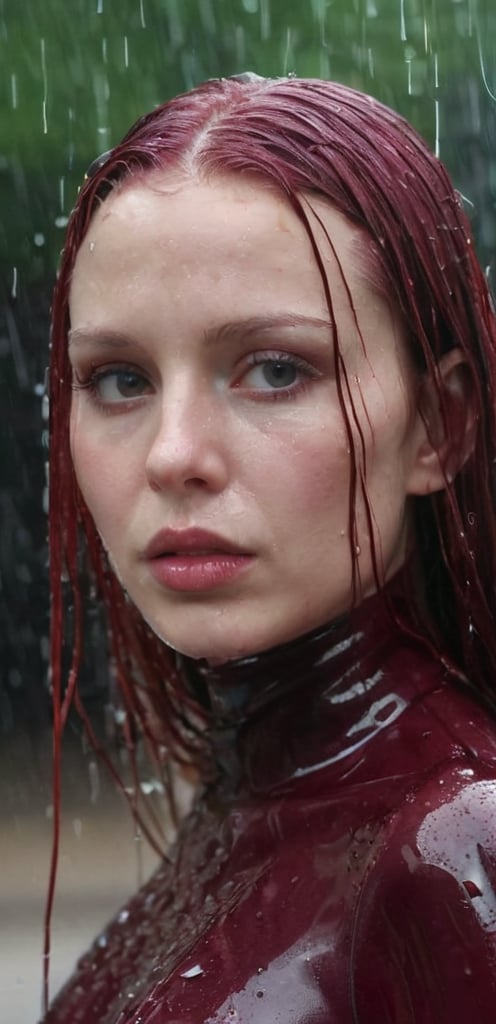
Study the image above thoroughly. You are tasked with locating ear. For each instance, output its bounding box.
[406,349,478,496]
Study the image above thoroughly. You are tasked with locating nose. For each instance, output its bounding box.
[145,390,229,494]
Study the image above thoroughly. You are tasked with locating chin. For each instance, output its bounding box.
[173,635,259,665]
[138,589,362,666]
[146,608,327,665]
[143,618,255,664]
[144,610,286,664]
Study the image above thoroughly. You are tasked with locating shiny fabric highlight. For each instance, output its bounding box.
[43,586,496,1023]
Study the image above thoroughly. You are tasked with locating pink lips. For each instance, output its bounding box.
[144,528,253,593]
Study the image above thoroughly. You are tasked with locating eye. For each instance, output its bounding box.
[73,366,152,405]
[97,369,150,402]
[234,352,320,396]
[248,360,299,389]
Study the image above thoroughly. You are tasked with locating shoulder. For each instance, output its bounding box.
[350,763,496,1023]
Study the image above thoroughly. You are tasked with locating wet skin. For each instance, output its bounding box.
[68,174,434,665]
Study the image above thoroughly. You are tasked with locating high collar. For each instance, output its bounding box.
[186,578,446,795]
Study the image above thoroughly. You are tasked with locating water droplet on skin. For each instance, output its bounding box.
[89,240,96,252]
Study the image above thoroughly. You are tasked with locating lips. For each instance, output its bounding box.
[144,527,250,560]
[144,528,253,592]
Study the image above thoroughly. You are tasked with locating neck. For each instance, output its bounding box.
[182,576,446,794]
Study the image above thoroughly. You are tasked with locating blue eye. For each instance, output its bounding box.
[73,366,152,405]
[238,353,316,395]
[97,370,148,401]
[259,361,298,388]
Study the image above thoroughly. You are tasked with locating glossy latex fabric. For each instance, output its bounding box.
[43,586,496,1023]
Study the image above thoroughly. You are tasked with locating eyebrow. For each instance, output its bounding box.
[68,314,333,351]
[204,314,332,345]
[68,328,137,350]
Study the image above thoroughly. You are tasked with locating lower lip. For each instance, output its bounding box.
[147,553,253,592]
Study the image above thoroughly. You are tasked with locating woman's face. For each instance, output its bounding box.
[69,174,424,661]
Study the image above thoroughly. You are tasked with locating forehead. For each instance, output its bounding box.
[76,173,364,277]
[70,173,390,341]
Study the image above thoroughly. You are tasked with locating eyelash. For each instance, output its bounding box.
[71,351,320,410]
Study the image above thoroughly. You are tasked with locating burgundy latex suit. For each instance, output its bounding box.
[43,587,496,1023]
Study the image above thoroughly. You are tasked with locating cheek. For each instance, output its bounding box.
[349,389,416,556]
[365,397,415,497]
[70,413,133,532]
[250,419,350,531]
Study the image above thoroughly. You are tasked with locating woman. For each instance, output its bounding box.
[43,75,496,1022]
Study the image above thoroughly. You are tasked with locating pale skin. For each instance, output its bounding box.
[68,173,463,663]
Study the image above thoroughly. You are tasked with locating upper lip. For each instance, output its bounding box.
[144,527,251,559]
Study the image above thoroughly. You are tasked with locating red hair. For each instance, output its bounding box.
[45,74,496,1002]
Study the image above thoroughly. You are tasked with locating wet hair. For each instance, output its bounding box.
[45,72,496,1005]
[48,72,496,864]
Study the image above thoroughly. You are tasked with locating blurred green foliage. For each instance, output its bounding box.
[1,0,495,284]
